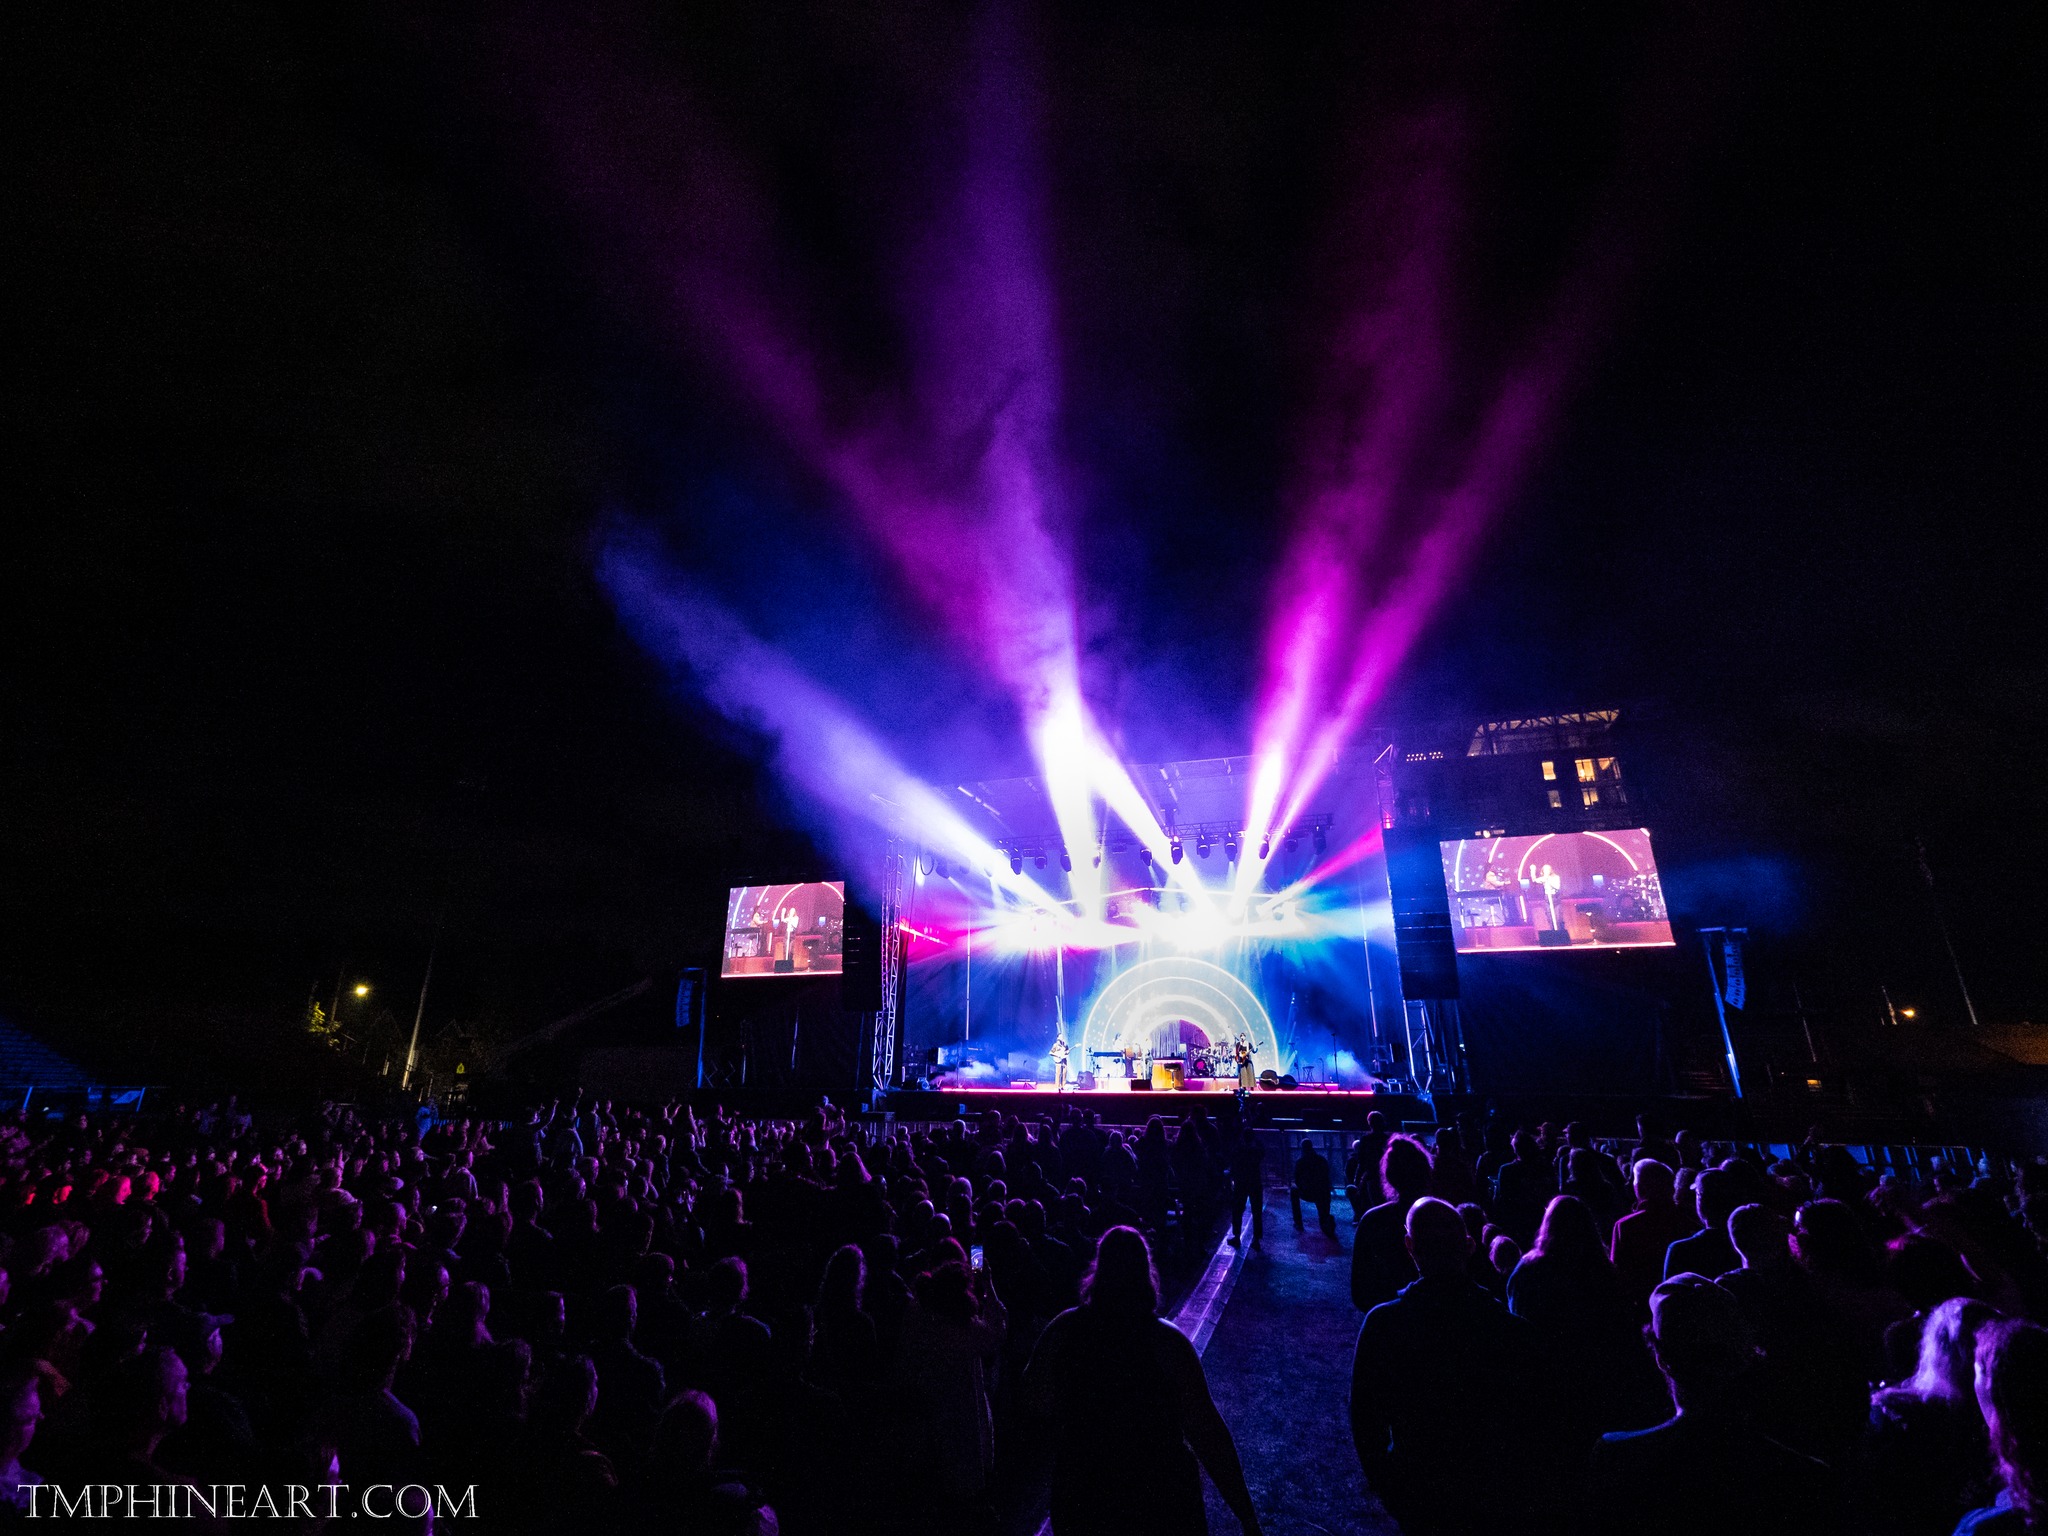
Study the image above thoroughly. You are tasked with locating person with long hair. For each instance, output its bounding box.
[807,1242,880,1397]
[1509,1195,1661,1439]
[1860,1297,2000,1535]
[1024,1227,1262,1536]
[1957,1319,2048,1535]
[1351,1135,1432,1312]
[898,1256,1007,1525]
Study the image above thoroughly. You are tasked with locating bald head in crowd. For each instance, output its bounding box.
[1404,1197,1473,1277]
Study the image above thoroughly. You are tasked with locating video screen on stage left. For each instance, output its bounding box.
[722,882,846,978]
[1439,829,1674,952]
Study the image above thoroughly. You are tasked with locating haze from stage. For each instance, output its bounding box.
[1439,829,1674,953]
[722,881,847,977]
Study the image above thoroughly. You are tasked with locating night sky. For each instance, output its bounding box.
[8,3,2043,1082]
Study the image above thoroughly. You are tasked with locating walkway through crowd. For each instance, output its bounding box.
[1189,1180,1391,1536]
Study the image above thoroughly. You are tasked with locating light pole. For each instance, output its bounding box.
[1698,926,1746,1101]
[400,937,438,1092]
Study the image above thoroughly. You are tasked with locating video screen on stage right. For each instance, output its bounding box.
[1438,828,1674,952]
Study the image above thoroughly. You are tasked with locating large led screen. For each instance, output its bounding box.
[1438,829,1673,952]
[722,882,846,977]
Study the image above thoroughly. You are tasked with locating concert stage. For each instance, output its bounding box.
[880,1083,1434,1129]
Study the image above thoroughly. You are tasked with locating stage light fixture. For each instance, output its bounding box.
[1258,835,1271,860]
[1195,836,1211,859]
[1225,836,1239,863]
[1314,826,1327,854]
[1034,853,1047,871]
[1059,848,1071,872]
[1010,854,1024,876]
[1170,840,1183,865]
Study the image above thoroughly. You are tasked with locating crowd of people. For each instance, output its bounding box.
[1341,1111,2048,1534]
[0,1095,1271,1533]
[1,1091,2044,1534]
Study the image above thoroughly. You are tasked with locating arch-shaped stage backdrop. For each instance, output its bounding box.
[1078,956,1284,1078]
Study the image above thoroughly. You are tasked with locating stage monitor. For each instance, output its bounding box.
[722,882,846,977]
[1438,829,1673,952]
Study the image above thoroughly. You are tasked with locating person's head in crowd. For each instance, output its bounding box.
[705,1258,749,1314]
[143,1231,187,1298]
[1976,1319,2048,1524]
[1790,1199,1882,1286]
[1644,1276,1758,1413]
[914,1261,980,1323]
[653,1390,719,1478]
[104,1346,188,1458]
[1632,1159,1676,1209]
[1565,1148,1605,1189]
[1405,1197,1473,1278]
[439,1280,492,1346]
[510,1181,545,1224]
[595,1284,638,1344]
[857,1233,899,1284]
[635,1250,677,1300]
[1434,1125,1463,1158]
[400,1259,449,1325]
[52,1254,103,1313]
[1456,1202,1488,1250]
[817,1244,865,1319]
[184,1216,226,1263]
[0,1373,41,1476]
[1510,1128,1539,1162]
[1886,1233,1980,1312]
[1691,1168,1741,1237]
[1381,1136,1433,1204]
[530,1354,598,1440]
[163,1311,225,1380]
[1080,1226,1159,1320]
[342,1304,414,1394]
[1879,1296,2002,1407]
[354,1248,407,1313]
[1727,1203,1791,1270]
[1530,1196,1606,1267]
[477,1339,532,1425]
[423,1208,465,1256]
[1488,1235,1523,1278]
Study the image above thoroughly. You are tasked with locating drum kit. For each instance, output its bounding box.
[1078,1033,1239,1087]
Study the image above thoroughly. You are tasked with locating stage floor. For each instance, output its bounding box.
[883,1082,1433,1128]
[925,1077,1386,1095]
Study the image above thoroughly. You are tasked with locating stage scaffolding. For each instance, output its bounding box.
[870,838,907,1093]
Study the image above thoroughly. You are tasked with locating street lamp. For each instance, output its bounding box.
[353,983,371,998]
[1900,1007,1918,1020]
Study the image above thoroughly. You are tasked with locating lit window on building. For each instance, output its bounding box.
[1541,760,1557,781]
[1581,786,1599,808]
[1547,789,1563,809]
[1596,756,1619,780]
[1575,758,1596,783]
[1609,784,1628,805]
